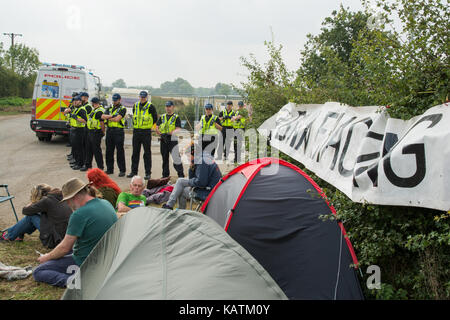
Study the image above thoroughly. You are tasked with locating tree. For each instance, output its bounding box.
[160,78,195,95]
[112,78,127,88]
[0,41,39,98]
[4,43,40,77]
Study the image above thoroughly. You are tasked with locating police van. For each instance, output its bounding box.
[30,62,106,141]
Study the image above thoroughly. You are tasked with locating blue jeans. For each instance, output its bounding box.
[33,254,77,288]
[6,214,41,240]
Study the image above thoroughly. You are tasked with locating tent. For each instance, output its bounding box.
[62,207,287,300]
[201,158,364,300]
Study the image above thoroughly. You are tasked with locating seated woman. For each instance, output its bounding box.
[0,184,72,248]
[162,143,222,210]
[86,168,121,207]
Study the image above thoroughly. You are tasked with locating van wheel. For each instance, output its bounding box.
[38,136,45,141]
[44,134,52,142]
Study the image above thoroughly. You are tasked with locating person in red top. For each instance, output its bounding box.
[86,168,121,207]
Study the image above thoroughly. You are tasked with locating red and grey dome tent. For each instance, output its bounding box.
[201,158,364,300]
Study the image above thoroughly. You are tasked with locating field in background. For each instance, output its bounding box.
[0,97,31,115]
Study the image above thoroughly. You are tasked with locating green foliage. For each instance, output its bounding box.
[0,42,38,98]
[238,0,450,299]
[0,96,31,106]
[159,78,195,95]
[112,78,127,88]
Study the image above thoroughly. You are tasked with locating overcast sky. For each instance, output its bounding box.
[2,0,365,88]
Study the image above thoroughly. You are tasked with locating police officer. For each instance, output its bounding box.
[218,101,236,160]
[127,91,157,180]
[232,101,248,164]
[82,97,105,171]
[68,95,87,170]
[196,103,222,157]
[156,101,184,178]
[79,92,93,171]
[65,92,79,162]
[102,93,127,177]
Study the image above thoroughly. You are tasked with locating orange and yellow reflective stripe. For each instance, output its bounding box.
[36,99,60,120]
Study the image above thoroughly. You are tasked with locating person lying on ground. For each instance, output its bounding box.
[86,168,121,207]
[162,143,222,210]
[116,175,147,218]
[33,178,117,287]
[0,184,72,249]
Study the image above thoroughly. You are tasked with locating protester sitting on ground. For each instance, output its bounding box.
[162,143,222,210]
[116,175,147,218]
[86,168,121,207]
[1,184,72,249]
[33,178,117,287]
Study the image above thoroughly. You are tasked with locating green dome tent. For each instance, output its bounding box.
[62,207,287,300]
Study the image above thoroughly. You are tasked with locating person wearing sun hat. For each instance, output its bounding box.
[32,178,117,287]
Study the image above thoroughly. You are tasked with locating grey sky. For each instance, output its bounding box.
[2,0,364,88]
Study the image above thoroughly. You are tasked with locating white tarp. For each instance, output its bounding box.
[258,102,450,211]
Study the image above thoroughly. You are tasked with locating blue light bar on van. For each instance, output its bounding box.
[42,62,85,70]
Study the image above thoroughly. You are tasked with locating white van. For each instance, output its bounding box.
[30,62,106,141]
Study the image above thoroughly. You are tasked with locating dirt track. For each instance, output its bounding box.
[0,114,230,229]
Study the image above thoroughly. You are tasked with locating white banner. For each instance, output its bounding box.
[258,102,450,211]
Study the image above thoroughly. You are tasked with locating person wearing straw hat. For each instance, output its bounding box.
[33,178,117,287]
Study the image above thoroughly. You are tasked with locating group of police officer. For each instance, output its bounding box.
[64,90,248,180]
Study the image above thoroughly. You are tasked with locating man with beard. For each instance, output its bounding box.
[33,178,117,287]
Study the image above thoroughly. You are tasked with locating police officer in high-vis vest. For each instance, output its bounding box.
[82,97,105,171]
[65,92,79,162]
[196,103,222,157]
[127,91,158,180]
[80,92,93,171]
[218,101,236,160]
[231,101,248,164]
[156,101,184,178]
[68,95,88,170]
[102,93,127,177]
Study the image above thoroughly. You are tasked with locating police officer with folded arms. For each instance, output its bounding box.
[196,103,222,157]
[67,95,87,170]
[156,101,184,178]
[218,101,236,160]
[82,97,105,171]
[102,93,127,177]
[64,92,79,156]
[127,91,157,180]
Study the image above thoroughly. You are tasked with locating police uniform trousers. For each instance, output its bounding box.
[219,126,234,159]
[85,129,104,170]
[72,127,86,167]
[160,134,184,178]
[233,128,245,163]
[131,128,152,175]
[68,127,75,156]
[201,134,218,157]
[105,127,126,173]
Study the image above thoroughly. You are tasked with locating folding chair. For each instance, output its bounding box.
[189,187,210,211]
[0,184,19,233]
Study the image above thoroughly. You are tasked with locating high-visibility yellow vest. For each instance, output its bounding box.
[65,103,72,122]
[159,113,179,134]
[133,101,153,129]
[83,103,93,118]
[201,115,219,135]
[107,105,126,128]
[87,106,105,130]
[233,109,246,129]
[221,109,235,127]
[70,106,86,128]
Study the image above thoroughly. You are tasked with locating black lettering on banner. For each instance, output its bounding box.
[384,144,426,188]
[275,124,291,141]
[292,121,314,152]
[327,116,357,170]
[383,133,399,157]
[381,113,442,188]
[338,118,373,177]
[312,112,342,162]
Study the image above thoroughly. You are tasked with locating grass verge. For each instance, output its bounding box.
[0,233,64,300]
